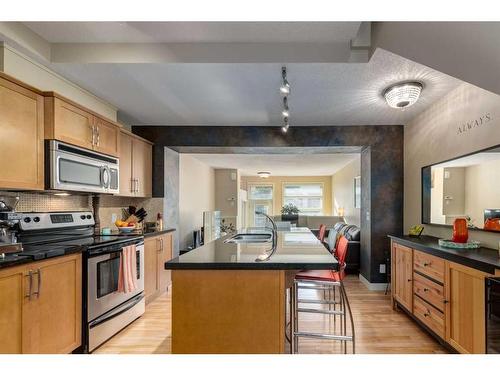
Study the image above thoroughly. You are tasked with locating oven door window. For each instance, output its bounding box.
[59,158,102,187]
[97,250,141,298]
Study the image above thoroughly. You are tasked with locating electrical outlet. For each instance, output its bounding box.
[111,213,117,223]
[379,264,386,274]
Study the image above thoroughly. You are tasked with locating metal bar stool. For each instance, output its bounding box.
[291,236,355,354]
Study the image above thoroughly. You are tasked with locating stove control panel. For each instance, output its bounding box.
[19,211,95,231]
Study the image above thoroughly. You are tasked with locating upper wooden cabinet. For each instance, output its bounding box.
[0,253,82,354]
[119,130,152,197]
[44,95,120,157]
[0,75,44,190]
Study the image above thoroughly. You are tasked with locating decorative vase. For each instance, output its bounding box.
[452,218,468,243]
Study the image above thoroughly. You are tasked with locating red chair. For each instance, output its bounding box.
[317,224,327,243]
[291,236,355,354]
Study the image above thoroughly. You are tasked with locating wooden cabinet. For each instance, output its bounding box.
[445,261,487,354]
[0,265,25,353]
[0,75,44,190]
[0,253,82,354]
[391,242,413,312]
[391,239,490,354]
[45,95,119,157]
[119,131,153,197]
[144,233,173,304]
[93,116,119,156]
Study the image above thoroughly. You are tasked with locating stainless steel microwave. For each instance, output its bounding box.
[47,140,119,194]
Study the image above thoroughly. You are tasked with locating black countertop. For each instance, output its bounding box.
[0,245,83,270]
[107,228,176,238]
[165,228,338,270]
[388,234,500,274]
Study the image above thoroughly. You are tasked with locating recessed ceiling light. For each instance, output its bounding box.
[384,81,423,109]
[257,171,271,178]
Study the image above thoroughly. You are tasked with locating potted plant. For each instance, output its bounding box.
[281,203,300,224]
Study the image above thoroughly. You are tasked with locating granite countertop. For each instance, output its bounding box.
[0,245,83,270]
[165,227,338,270]
[108,228,176,238]
[388,234,500,274]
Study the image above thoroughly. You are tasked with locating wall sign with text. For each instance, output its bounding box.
[457,113,492,135]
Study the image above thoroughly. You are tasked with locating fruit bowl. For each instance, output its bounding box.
[118,226,135,233]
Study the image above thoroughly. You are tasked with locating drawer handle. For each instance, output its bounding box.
[423,288,429,292]
[423,262,431,267]
[443,299,449,304]
[423,313,429,317]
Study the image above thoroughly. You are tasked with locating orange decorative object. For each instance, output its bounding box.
[452,218,468,243]
[484,218,500,232]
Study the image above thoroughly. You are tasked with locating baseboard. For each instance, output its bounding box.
[358,274,388,291]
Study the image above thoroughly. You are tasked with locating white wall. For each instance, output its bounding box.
[405,82,500,248]
[0,43,117,120]
[331,158,361,226]
[179,154,215,249]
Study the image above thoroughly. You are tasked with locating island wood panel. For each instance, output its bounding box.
[172,269,286,354]
[0,76,44,190]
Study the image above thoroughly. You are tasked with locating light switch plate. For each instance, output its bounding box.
[379,264,386,274]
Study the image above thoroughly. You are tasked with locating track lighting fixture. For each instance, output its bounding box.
[280,67,291,133]
[280,66,290,96]
[282,97,289,118]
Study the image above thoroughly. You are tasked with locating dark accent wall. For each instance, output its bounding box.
[133,125,404,283]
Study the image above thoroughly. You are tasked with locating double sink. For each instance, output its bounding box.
[224,233,272,244]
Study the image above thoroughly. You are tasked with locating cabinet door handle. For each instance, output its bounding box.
[407,279,412,282]
[160,238,164,252]
[135,179,140,194]
[96,126,100,146]
[33,268,41,298]
[443,299,449,304]
[24,270,33,300]
[91,125,95,145]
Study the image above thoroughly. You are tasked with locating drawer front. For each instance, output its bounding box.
[414,295,445,339]
[414,250,445,283]
[413,272,445,311]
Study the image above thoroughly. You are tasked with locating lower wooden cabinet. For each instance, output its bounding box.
[144,233,173,304]
[391,242,413,312]
[0,253,82,354]
[445,261,487,354]
[391,240,490,354]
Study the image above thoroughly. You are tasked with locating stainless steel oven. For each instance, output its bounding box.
[86,238,145,351]
[47,140,119,194]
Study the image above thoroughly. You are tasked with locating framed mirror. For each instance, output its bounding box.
[422,145,500,232]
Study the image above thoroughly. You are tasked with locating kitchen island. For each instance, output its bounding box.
[165,228,338,354]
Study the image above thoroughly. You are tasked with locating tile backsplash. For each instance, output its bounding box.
[0,191,92,212]
[0,191,164,232]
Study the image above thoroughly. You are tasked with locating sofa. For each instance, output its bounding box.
[323,222,360,273]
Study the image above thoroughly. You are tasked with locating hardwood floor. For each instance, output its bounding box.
[94,275,447,354]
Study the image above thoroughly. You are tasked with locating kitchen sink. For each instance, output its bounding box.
[224,233,272,244]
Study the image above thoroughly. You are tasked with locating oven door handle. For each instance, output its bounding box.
[89,293,144,328]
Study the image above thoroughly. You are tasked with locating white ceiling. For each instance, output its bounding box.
[12,22,462,127]
[43,48,460,126]
[23,22,363,43]
[188,153,360,176]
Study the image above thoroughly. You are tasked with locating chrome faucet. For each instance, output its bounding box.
[255,211,278,262]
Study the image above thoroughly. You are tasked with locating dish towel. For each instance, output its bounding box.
[117,244,138,293]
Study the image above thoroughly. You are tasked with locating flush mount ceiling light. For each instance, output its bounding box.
[384,81,423,109]
[257,171,271,178]
[280,66,291,96]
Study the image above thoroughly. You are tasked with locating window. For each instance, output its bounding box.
[248,184,274,227]
[283,183,323,215]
